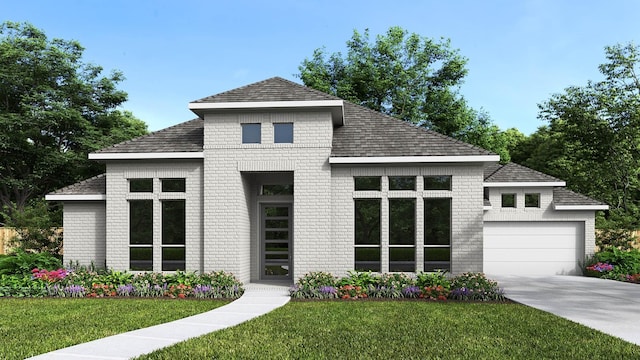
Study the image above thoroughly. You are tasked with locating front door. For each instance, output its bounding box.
[261,204,292,280]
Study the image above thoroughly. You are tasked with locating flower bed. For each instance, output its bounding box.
[0,268,244,299]
[289,271,506,302]
[584,247,640,283]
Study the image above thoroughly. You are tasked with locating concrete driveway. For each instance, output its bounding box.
[490,275,640,346]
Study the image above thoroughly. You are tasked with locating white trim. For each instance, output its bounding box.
[330,155,500,164]
[188,100,343,110]
[554,204,609,211]
[483,181,566,187]
[89,152,204,160]
[483,205,493,210]
[45,194,106,201]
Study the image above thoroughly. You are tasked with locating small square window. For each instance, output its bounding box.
[274,123,293,143]
[424,176,452,190]
[354,177,381,191]
[501,193,516,208]
[242,123,261,144]
[525,193,540,208]
[161,179,185,192]
[389,176,416,190]
[130,179,153,193]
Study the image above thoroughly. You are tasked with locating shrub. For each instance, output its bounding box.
[593,247,640,278]
[337,271,379,287]
[296,271,338,288]
[416,270,451,289]
[0,250,61,276]
[449,272,505,301]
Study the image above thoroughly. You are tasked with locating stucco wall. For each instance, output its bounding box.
[331,164,486,276]
[105,161,203,272]
[483,187,597,256]
[62,201,106,267]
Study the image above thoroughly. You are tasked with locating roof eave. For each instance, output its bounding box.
[483,181,566,187]
[330,155,500,164]
[554,204,609,211]
[89,152,205,160]
[45,194,106,201]
[188,100,345,126]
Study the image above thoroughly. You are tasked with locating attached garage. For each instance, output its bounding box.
[483,221,585,275]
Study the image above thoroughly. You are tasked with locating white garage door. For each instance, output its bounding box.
[483,222,584,275]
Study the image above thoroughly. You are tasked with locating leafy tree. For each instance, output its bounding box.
[298,26,515,161]
[0,21,148,217]
[527,42,640,230]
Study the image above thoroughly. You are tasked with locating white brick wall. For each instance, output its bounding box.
[105,161,203,272]
[62,201,106,267]
[483,187,597,257]
[203,111,333,283]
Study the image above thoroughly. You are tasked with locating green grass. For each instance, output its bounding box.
[137,301,640,359]
[0,298,227,360]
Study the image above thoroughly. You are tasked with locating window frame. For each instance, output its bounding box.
[161,199,186,271]
[525,193,541,208]
[424,176,452,191]
[354,198,381,272]
[424,198,452,272]
[241,123,261,144]
[354,176,381,191]
[501,193,517,208]
[389,176,416,191]
[388,198,416,272]
[129,200,153,271]
[273,123,294,143]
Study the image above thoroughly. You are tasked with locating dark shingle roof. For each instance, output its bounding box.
[49,174,106,196]
[95,118,203,154]
[553,187,607,207]
[191,77,340,103]
[484,162,563,183]
[331,102,494,157]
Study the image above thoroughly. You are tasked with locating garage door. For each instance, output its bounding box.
[483,222,584,275]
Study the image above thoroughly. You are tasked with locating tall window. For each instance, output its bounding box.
[129,200,153,271]
[162,200,185,271]
[242,123,261,144]
[274,123,293,143]
[424,198,451,271]
[389,198,416,272]
[354,199,381,272]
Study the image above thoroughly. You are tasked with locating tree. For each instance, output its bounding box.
[529,42,640,230]
[298,26,515,161]
[0,21,148,217]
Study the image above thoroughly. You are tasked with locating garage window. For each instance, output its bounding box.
[525,193,540,208]
[501,193,516,208]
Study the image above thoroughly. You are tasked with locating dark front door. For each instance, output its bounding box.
[261,204,292,280]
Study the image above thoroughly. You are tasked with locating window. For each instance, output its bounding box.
[242,123,261,144]
[274,123,293,143]
[129,200,153,271]
[525,193,540,208]
[389,176,416,190]
[502,193,516,208]
[261,184,294,195]
[389,198,416,272]
[424,176,452,190]
[354,199,381,272]
[354,177,381,191]
[424,198,451,272]
[162,200,185,271]
[130,179,153,193]
[161,178,185,192]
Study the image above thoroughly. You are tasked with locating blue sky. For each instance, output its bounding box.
[4,1,640,134]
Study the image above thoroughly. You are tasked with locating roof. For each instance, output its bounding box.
[191,77,340,103]
[484,162,565,185]
[93,118,203,154]
[331,102,494,157]
[45,174,106,200]
[553,187,608,209]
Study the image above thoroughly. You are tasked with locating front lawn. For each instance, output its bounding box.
[0,298,227,360]
[137,301,640,359]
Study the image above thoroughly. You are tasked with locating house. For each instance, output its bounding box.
[45,77,608,282]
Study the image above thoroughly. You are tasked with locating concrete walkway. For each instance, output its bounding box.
[491,274,640,346]
[27,283,290,360]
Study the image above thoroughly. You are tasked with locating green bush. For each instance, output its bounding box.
[416,270,451,289]
[337,271,379,287]
[0,250,61,276]
[449,273,505,301]
[593,247,640,278]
